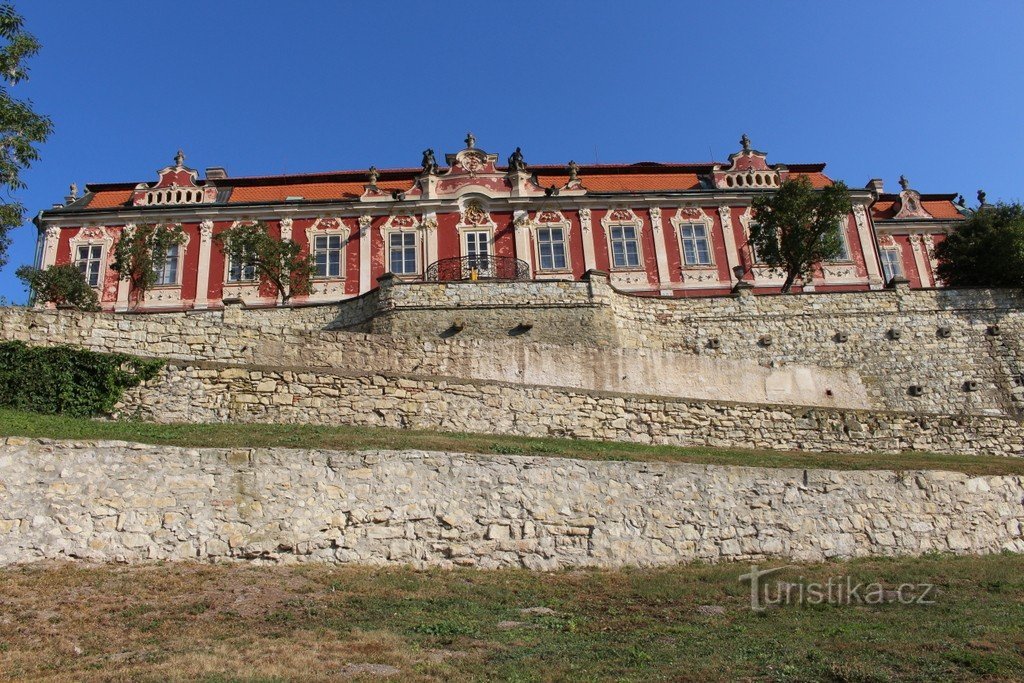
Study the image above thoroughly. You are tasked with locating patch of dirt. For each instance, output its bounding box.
[338,662,402,677]
[518,606,559,616]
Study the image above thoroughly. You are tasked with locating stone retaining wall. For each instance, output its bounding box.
[1,438,1020,568]
[119,362,1024,456]
[0,306,873,410]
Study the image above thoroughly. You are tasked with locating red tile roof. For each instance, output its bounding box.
[872,195,964,221]
[62,161,939,214]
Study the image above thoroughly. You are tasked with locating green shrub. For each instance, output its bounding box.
[15,264,100,310]
[0,341,163,417]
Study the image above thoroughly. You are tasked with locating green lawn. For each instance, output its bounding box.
[1,555,1022,681]
[2,408,1024,476]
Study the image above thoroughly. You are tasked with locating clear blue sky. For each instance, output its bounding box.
[1,0,1021,302]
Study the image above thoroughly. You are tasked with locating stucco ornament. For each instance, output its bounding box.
[358,215,372,235]
[650,207,663,233]
[199,220,214,241]
[579,208,592,232]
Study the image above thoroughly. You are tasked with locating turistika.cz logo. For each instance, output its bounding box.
[738,565,937,612]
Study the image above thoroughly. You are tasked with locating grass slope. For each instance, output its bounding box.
[2,408,1023,476]
[1,555,1022,681]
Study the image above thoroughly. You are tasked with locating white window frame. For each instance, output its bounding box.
[68,225,115,293]
[75,243,105,288]
[827,218,853,263]
[304,217,350,282]
[676,221,714,267]
[601,209,645,271]
[880,247,903,283]
[536,225,570,271]
[153,243,183,287]
[530,211,572,274]
[312,232,345,279]
[380,215,423,278]
[226,248,258,283]
[463,229,492,269]
[387,230,419,276]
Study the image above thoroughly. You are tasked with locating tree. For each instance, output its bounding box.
[0,4,52,270]
[748,176,853,293]
[935,203,1024,288]
[215,221,313,304]
[110,223,185,307]
[15,263,99,310]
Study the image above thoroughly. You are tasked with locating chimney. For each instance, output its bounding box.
[205,167,228,180]
[865,178,884,195]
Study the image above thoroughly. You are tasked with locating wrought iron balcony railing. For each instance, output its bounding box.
[423,255,531,282]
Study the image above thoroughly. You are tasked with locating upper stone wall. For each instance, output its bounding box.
[3,278,1024,416]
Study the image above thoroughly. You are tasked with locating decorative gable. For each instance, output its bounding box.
[891,176,933,220]
[710,134,784,190]
[131,150,218,207]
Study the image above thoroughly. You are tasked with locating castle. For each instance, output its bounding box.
[4,136,1021,570]
[34,135,966,311]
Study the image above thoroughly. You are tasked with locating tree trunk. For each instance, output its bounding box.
[780,270,798,294]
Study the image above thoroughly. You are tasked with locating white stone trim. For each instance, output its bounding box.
[142,226,192,309]
[300,216,352,301]
[528,210,573,278]
[422,212,438,271]
[379,215,423,278]
[358,215,372,294]
[717,206,741,285]
[853,204,883,287]
[41,224,60,269]
[68,225,115,299]
[578,208,596,272]
[909,234,933,288]
[600,208,645,271]
[671,207,720,288]
[648,207,672,293]
[738,208,788,286]
[194,220,214,309]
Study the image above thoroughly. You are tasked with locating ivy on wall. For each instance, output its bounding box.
[0,341,164,417]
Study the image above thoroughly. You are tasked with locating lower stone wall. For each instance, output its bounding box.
[120,363,1024,456]
[1,439,1020,568]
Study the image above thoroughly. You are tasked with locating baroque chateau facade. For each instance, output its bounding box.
[34,135,967,311]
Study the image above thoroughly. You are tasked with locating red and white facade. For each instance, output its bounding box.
[34,136,965,311]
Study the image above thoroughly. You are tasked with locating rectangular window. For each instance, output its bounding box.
[313,234,343,278]
[389,232,417,275]
[154,244,179,286]
[679,223,712,266]
[881,248,903,282]
[748,223,766,264]
[75,244,103,287]
[465,231,490,272]
[227,249,257,282]
[537,227,568,270]
[833,221,851,261]
[609,225,641,268]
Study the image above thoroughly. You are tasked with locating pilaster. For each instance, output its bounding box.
[358,215,372,294]
[194,220,214,309]
[718,206,740,285]
[909,234,933,287]
[648,208,672,295]
[853,204,883,288]
[513,210,534,277]
[579,208,597,272]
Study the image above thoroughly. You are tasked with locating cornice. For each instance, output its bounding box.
[37,188,880,228]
